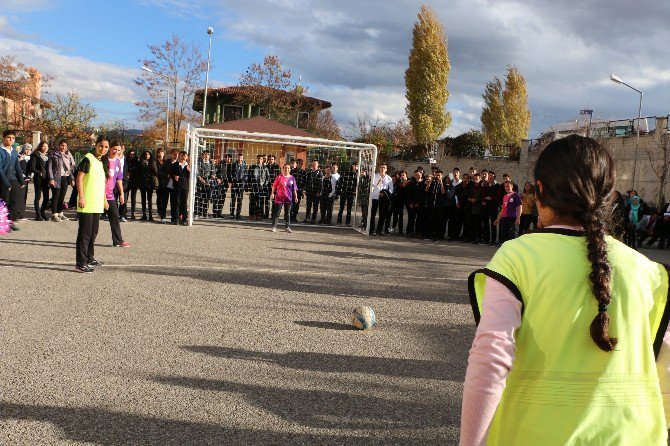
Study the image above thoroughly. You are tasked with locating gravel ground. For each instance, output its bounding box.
[2,205,669,445]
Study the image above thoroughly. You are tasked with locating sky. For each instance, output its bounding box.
[1,0,669,138]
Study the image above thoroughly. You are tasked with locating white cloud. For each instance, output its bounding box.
[0,38,140,104]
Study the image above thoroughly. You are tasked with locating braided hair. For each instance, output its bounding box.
[534,135,618,352]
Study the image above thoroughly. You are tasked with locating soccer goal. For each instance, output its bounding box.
[185,125,377,234]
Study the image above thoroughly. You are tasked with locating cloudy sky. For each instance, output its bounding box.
[1,0,668,137]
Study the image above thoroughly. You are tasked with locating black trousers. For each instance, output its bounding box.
[169,188,180,221]
[0,180,23,221]
[249,187,266,218]
[369,197,390,234]
[320,195,333,223]
[406,204,417,235]
[337,194,354,224]
[499,217,517,244]
[128,186,138,217]
[449,206,462,240]
[157,186,169,219]
[212,183,226,217]
[178,189,188,222]
[76,212,100,267]
[140,188,154,217]
[272,202,292,228]
[471,213,483,242]
[119,182,129,217]
[195,184,210,217]
[291,192,303,221]
[57,176,69,213]
[305,192,319,222]
[519,214,533,236]
[230,182,243,217]
[392,204,404,233]
[107,199,124,245]
[427,207,447,240]
[34,177,49,215]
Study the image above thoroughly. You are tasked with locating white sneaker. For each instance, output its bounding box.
[271,226,277,233]
[285,227,292,233]
[50,214,61,222]
[59,213,69,221]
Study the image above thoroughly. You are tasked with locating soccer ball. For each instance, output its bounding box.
[351,306,376,330]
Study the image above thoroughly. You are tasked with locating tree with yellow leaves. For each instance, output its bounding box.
[481,65,530,155]
[405,5,451,152]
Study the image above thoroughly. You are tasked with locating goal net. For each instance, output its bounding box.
[185,126,377,234]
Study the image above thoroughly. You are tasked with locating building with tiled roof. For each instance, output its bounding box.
[193,85,331,131]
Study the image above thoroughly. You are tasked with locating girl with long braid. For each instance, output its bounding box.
[461,135,670,445]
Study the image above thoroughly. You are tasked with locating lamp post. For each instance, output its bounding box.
[610,74,643,190]
[141,65,170,150]
[580,109,593,137]
[201,27,214,127]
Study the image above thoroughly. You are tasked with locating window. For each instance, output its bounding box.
[297,112,309,130]
[223,105,243,122]
[258,108,268,117]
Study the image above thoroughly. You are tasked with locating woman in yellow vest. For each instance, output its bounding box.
[75,135,109,273]
[461,135,670,445]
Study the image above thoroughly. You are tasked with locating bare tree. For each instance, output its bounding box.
[646,131,670,209]
[135,35,207,146]
[347,113,415,161]
[37,91,96,147]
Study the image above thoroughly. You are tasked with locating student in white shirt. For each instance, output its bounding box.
[369,163,393,235]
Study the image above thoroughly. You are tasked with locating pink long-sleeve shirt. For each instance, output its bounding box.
[460,226,670,446]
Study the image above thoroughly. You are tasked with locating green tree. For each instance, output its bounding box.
[404,5,451,149]
[503,65,531,147]
[481,77,506,153]
[444,130,485,158]
[481,66,530,155]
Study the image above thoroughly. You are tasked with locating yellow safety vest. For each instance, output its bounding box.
[77,152,105,214]
[468,228,670,445]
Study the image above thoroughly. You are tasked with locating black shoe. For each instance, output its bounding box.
[172,220,179,225]
[41,212,48,221]
[140,215,148,221]
[302,219,308,224]
[35,215,43,221]
[148,216,154,221]
[88,259,102,267]
[75,265,93,273]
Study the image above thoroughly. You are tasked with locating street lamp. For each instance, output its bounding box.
[610,73,643,190]
[201,27,214,127]
[141,65,170,150]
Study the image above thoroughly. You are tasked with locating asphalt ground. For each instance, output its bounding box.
[2,199,669,445]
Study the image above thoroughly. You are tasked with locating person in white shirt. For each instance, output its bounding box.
[369,163,393,235]
[329,162,340,199]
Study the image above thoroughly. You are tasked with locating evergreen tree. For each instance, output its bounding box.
[480,65,530,155]
[502,65,531,148]
[404,5,451,150]
[481,78,506,153]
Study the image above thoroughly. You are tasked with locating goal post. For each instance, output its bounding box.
[185,126,377,234]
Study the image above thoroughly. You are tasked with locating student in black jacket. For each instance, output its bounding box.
[28,141,50,220]
[303,160,322,224]
[170,150,190,225]
[319,166,334,225]
[336,161,358,226]
[405,170,424,237]
[229,153,247,220]
[291,159,307,222]
[266,154,280,219]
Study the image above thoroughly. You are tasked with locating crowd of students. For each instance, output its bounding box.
[366,164,533,245]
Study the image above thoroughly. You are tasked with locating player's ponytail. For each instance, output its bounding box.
[582,208,617,351]
[534,135,617,352]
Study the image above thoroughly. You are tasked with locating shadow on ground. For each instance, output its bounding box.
[152,374,453,430]
[0,402,448,445]
[182,345,457,381]
[294,320,357,331]
[121,264,464,303]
